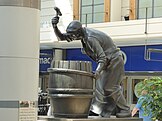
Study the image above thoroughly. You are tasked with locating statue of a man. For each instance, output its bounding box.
[52,16,131,118]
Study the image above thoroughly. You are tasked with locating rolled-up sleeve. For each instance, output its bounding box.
[88,37,107,64]
[135,97,144,109]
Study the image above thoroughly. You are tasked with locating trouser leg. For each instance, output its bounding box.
[112,89,131,118]
[91,86,131,118]
[116,91,130,111]
[91,56,130,117]
[90,91,116,118]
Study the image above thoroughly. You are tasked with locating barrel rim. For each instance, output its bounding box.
[48,88,94,92]
[49,94,94,98]
[47,88,94,94]
[48,68,94,77]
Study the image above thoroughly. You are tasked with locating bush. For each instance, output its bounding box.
[141,77,162,121]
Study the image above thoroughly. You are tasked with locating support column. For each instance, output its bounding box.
[0,0,40,121]
[104,0,110,22]
[54,49,64,60]
[127,77,133,105]
[110,0,122,21]
[73,0,80,20]
[129,0,136,20]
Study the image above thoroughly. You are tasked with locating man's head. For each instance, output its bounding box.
[141,90,148,96]
[66,20,83,40]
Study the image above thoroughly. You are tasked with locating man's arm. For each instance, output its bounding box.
[95,63,105,79]
[132,97,144,117]
[88,38,107,79]
[52,17,72,42]
[131,107,139,117]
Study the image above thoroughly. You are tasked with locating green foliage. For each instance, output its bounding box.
[134,81,145,98]
[141,77,162,121]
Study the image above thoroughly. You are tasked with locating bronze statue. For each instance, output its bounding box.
[51,7,131,118]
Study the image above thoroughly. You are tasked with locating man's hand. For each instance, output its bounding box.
[94,71,100,80]
[94,62,104,80]
[51,16,59,27]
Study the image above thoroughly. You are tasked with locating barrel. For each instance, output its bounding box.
[48,60,95,118]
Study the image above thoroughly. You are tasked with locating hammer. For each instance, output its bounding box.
[54,7,62,17]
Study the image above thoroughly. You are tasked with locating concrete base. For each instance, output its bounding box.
[38,116,143,121]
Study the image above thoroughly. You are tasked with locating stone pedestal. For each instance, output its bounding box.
[38,116,143,121]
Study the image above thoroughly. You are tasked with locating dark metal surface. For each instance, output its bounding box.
[50,60,92,72]
[49,94,94,118]
[48,61,94,90]
[52,14,131,117]
[48,88,94,95]
[48,61,94,118]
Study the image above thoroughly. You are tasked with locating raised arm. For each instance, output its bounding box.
[51,17,65,40]
[51,17,72,42]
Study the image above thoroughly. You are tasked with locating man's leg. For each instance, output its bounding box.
[114,90,131,118]
[90,90,116,118]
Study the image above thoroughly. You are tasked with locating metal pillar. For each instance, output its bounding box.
[127,77,133,105]
[54,49,63,60]
[0,0,40,121]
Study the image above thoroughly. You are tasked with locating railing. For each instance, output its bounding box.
[40,12,106,28]
[40,5,162,28]
[143,7,162,62]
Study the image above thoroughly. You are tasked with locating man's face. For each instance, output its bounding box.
[69,33,81,40]
[67,30,83,41]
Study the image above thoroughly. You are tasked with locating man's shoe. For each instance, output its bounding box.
[116,110,131,118]
[100,112,111,118]
[89,111,99,116]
